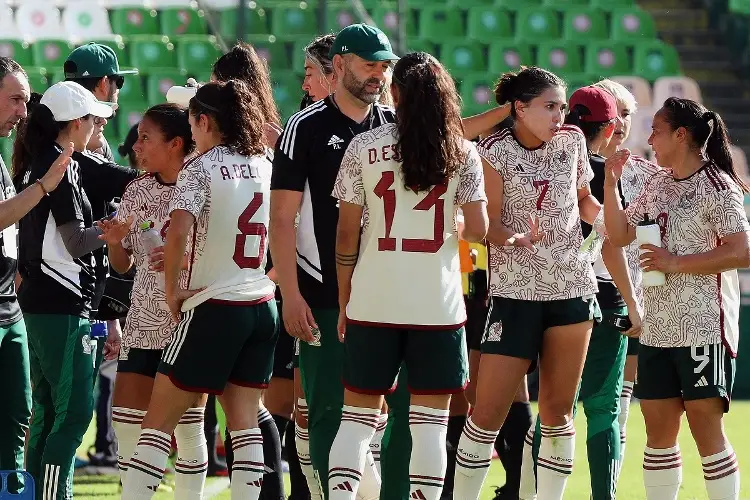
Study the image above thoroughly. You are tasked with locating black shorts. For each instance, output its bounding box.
[627,336,640,355]
[118,347,162,379]
[272,302,294,380]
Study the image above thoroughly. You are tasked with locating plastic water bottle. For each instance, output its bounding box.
[139,221,165,289]
[636,214,666,287]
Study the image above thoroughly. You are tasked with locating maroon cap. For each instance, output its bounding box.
[569,86,617,122]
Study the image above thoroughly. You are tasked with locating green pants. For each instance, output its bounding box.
[25,314,95,500]
[299,308,410,499]
[532,307,627,500]
[0,319,31,493]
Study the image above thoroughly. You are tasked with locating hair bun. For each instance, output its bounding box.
[702,111,714,123]
[495,73,519,105]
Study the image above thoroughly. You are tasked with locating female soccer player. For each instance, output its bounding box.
[121,80,277,500]
[329,51,488,500]
[13,81,116,498]
[97,103,210,499]
[592,78,660,474]
[453,67,603,500]
[604,98,748,500]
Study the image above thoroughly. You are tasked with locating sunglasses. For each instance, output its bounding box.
[109,75,125,89]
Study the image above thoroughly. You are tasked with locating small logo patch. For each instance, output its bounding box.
[82,334,92,354]
[484,321,503,343]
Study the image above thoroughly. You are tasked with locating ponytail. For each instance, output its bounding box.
[661,97,748,192]
[493,66,565,118]
[12,94,68,184]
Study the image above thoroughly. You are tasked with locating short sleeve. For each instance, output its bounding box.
[710,185,750,239]
[576,134,594,189]
[271,119,309,192]
[117,185,135,250]
[455,143,487,206]
[624,176,657,227]
[170,157,210,219]
[332,136,365,205]
[476,135,505,178]
[49,163,84,226]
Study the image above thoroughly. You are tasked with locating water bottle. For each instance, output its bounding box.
[636,214,666,287]
[139,221,165,289]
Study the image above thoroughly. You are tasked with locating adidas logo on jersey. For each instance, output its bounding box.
[695,375,709,387]
[332,481,354,491]
[328,135,344,149]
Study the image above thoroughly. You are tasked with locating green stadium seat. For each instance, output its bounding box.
[176,36,222,76]
[372,4,417,39]
[114,108,145,140]
[460,73,495,116]
[48,70,65,86]
[110,7,160,36]
[447,0,494,6]
[406,39,437,57]
[730,0,750,15]
[590,0,634,10]
[252,41,291,71]
[130,36,177,73]
[565,75,596,96]
[494,0,542,7]
[160,7,208,36]
[488,42,533,74]
[24,67,49,93]
[117,75,147,106]
[87,39,129,68]
[146,70,184,105]
[611,7,656,41]
[272,71,302,121]
[32,40,75,70]
[270,3,318,41]
[633,40,680,81]
[562,7,608,41]
[419,6,464,42]
[0,40,32,67]
[467,7,513,42]
[291,40,309,74]
[584,41,631,77]
[218,7,269,40]
[441,42,487,74]
[326,2,358,32]
[537,41,584,76]
[542,0,589,7]
[0,136,13,167]
[515,7,560,42]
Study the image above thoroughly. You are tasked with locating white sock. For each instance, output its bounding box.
[174,407,208,499]
[258,406,274,425]
[618,381,634,476]
[296,421,323,499]
[328,406,380,500]
[453,416,499,500]
[519,414,538,500]
[643,445,682,500]
[357,449,381,500]
[121,429,171,499]
[370,412,388,475]
[112,407,146,482]
[537,421,575,500]
[408,406,449,500]
[230,428,264,499]
[702,446,740,500]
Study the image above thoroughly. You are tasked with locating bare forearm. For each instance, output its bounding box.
[603,182,632,247]
[269,222,300,298]
[164,230,188,295]
[486,221,515,247]
[108,241,133,274]
[462,106,510,140]
[0,183,45,231]
[601,240,637,307]
[578,194,602,226]
[675,244,750,275]
[335,231,359,310]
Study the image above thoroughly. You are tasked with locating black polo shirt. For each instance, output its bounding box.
[16,143,98,317]
[0,157,21,326]
[582,153,627,309]
[271,96,395,308]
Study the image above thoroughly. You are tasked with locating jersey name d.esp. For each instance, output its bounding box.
[625,163,750,355]
[620,154,661,310]
[478,126,598,301]
[117,174,188,354]
[169,145,275,311]
[333,123,487,328]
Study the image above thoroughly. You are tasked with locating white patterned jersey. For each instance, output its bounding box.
[620,154,662,309]
[332,123,486,327]
[477,126,598,301]
[625,163,750,354]
[169,146,275,311]
[117,174,188,353]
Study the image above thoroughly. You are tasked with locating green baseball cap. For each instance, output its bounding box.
[329,24,399,61]
[64,43,138,79]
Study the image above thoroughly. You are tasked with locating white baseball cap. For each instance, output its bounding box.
[40,81,115,121]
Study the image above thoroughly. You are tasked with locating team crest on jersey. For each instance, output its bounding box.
[484,322,503,343]
[328,135,344,150]
[82,334,92,354]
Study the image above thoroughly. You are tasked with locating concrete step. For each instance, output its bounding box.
[706,97,750,113]
[649,9,708,31]
[715,113,750,131]
[659,29,722,46]
[638,0,697,10]
[695,81,747,97]
[673,45,733,63]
